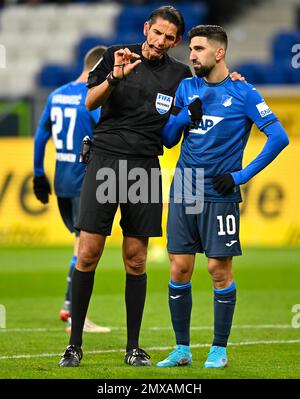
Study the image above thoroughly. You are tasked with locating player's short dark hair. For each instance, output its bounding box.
[84,45,107,71]
[148,5,185,37]
[188,25,228,49]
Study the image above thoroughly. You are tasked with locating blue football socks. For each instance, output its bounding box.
[168,280,192,346]
[65,255,77,303]
[213,281,236,347]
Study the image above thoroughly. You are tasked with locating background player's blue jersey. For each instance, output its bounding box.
[34,81,100,197]
[171,76,278,202]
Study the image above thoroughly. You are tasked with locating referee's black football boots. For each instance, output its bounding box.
[124,348,152,366]
[59,345,83,367]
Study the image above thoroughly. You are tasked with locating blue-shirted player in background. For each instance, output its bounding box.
[156,25,289,369]
[33,46,111,334]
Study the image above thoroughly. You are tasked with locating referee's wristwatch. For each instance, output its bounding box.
[106,71,122,87]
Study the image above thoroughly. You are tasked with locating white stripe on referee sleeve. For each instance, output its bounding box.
[90,57,103,72]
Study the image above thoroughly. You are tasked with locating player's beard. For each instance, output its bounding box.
[193,63,214,78]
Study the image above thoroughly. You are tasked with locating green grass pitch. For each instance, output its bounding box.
[0,246,299,379]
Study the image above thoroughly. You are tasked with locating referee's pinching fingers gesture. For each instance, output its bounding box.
[113,48,142,79]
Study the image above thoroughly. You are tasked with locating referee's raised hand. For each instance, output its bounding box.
[113,48,142,79]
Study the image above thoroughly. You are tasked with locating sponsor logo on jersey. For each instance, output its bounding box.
[222,95,233,107]
[155,93,173,114]
[256,101,272,118]
[189,115,224,134]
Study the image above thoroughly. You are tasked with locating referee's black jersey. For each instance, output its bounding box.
[87,43,192,157]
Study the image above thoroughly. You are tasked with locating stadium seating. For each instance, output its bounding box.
[31,4,300,88]
[1,2,300,93]
[0,3,121,95]
[0,2,208,92]
[232,63,266,85]
[234,29,300,85]
[288,63,300,84]
[272,31,300,64]
[36,2,208,89]
[37,64,76,88]
[234,61,295,85]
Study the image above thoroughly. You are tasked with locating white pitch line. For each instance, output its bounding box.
[0,328,62,333]
[0,324,294,333]
[150,324,294,331]
[0,339,300,360]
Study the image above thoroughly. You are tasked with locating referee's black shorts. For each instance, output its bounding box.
[76,150,162,237]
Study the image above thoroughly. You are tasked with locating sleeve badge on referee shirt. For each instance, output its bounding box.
[155,93,173,114]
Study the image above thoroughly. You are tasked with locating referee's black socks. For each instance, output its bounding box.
[69,268,95,347]
[125,273,147,352]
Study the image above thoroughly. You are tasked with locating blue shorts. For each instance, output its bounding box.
[167,200,242,258]
[57,197,80,237]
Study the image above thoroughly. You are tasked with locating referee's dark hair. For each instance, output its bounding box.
[188,25,228,50]
[148,5,185,37]
[84,45,107,71]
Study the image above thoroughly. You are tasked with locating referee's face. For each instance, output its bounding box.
[143,17,181,60]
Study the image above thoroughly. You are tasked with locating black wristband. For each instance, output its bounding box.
[106,71,123,87]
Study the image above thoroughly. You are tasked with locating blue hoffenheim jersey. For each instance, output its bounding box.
[172,75,278,202]
[36,82,100,197]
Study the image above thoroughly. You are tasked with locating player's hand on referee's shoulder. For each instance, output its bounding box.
[33,175,51,204]
[113,48,142,79]
[230,71,246,82]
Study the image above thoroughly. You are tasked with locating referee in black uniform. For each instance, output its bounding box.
[59,5,192,367]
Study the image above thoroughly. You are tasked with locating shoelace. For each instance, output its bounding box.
[64,346,80,359]
[133,348,151,359]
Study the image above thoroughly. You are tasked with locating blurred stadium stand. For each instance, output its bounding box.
[0,2,122,95]
[226,0,300,84]
[37,2,208,89]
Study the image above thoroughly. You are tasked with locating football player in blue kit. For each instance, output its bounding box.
[156,25,289,369]
[33,46,111,334]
